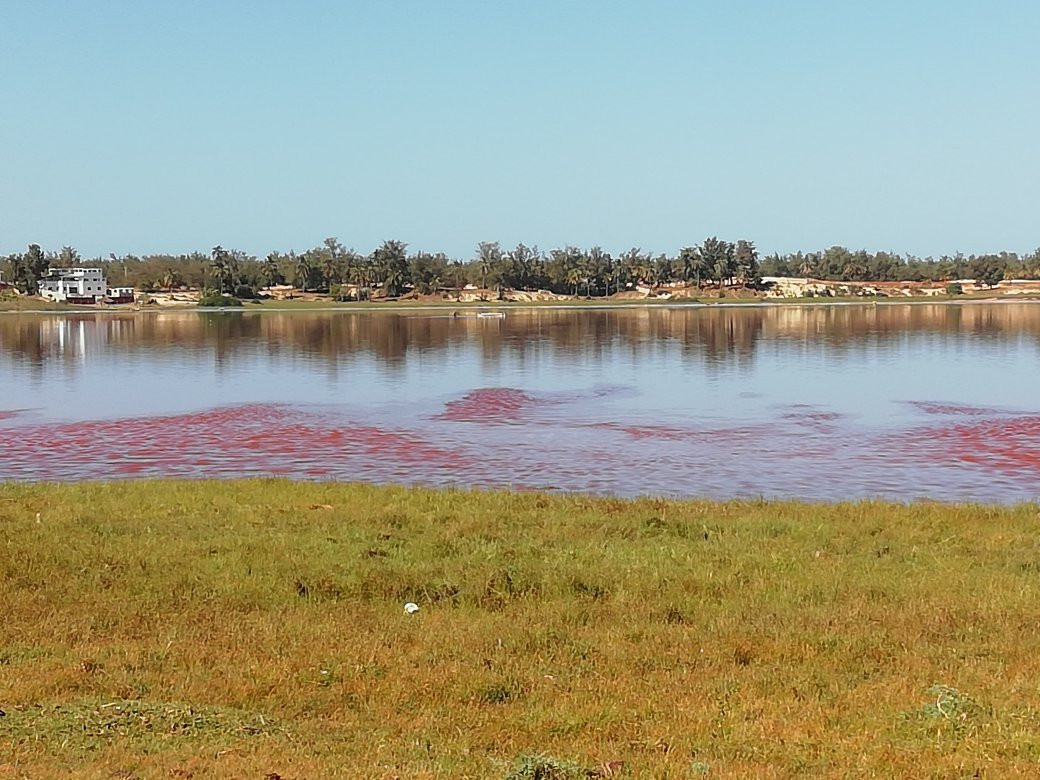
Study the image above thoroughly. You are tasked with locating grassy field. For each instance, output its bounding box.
[0,296,81,312]
[2,482,1040,778]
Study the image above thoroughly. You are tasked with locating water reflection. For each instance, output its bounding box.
[3,304,1039,369]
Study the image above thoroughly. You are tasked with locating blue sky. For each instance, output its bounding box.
[1,1,1037,259]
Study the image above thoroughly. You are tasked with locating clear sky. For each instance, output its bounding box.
[1,0,1037,260]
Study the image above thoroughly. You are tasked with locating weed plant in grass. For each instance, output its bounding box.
[2,482,1040,777]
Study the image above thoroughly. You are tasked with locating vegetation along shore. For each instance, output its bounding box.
[2,238,1039,310]
[3,481,1040,777]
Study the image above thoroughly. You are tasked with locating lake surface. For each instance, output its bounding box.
[1,304,1039,502]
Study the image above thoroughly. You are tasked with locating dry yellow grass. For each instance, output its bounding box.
[2,481,1040,778]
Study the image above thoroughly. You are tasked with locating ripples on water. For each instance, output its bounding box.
[1,305,1038,502]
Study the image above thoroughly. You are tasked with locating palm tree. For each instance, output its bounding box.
[341,250,358,290]
[734,240,760,287]
[320,241,343,289]
[160,268,182,291]
[384,265,405,298]
[566,267,582,296]
[699,237,735,289]
[678,246,706,288]
[842,260,868,281]
[372,240,408,298]
[261,254,284,288]
[294,253,312,291]
[475,241,502,296]
[608,263,627,296]
[349,261,369,301]
[210,246,236,294]
[449,260,466,298]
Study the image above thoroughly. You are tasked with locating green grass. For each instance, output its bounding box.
[3,481,1040,777]
[0,297,83,312]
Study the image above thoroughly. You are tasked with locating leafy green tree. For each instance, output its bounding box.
[475,241,502,293]
[700,237,735,288]
[27,244,49,289]
[1025,248,1040,279]
[320,237,345,289]
[261,254,285,287]
[678,246,705,287]
[565,266,582,296]
[409,251,447,294]
[348,261,369,300]
[819,246,852,279]
[616,248,650,290]
[12,244,50,294]
[374,240,409,297]
[605,257,627,296]
[653,254,675,287]
[58,245,81,266]
[585,247,611,296]
[210,245,238,294]
[8,254,27,293]
[159,267,183,291]
[839,250,871,282]
[543,246,584,294]
[734,240,760,287]
[293,252,313,291]
[446,260,466,296]
[972,255,1007,288]
[795,253,817,278]
[505,243,542,290]
[870,251,902,281]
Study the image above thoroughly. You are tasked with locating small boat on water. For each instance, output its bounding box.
[476,311,506,319]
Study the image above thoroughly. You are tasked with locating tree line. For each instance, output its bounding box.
[3,239,1039,298]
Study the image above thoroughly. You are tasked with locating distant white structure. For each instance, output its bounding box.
[38,268,134,304]
[39,268,108,302]
[108,286,135,303]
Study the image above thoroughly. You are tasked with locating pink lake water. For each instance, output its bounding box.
[1,305,1038,502]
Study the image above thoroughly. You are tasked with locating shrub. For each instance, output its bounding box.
[921,684,979,721]
[504,754,593,780]
[198,292,242,307]
[477,679,524,704]
[329,283,354,302]
[233,284,257,299]
[946,282,963,296]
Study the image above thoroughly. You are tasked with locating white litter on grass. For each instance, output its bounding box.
[404,602,420,614]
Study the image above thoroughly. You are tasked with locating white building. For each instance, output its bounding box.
[108,286,135,303]
[39,268,108,302]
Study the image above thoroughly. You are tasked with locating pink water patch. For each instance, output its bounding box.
[436,387,544,424]
[890,415,1040,480]
[0,404,468,482]
[1,394,1038,503]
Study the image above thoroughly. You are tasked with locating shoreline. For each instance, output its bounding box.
[3,295,1040,316]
